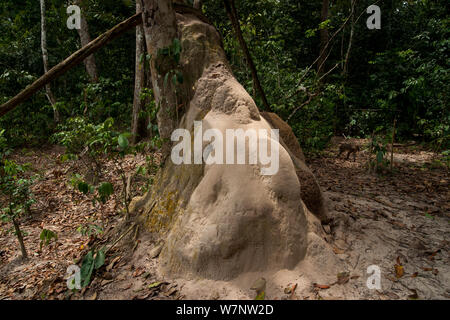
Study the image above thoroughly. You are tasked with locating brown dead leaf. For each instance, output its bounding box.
[427,249,441,261]
[411,272,418,278]
[385,292,400,300]
[290,283,298,300]
[88,292,97,300]
[394,256,404,278]
[333,247,345,254]
[133,268,145,278]
[165,288,178,297]
[394,264,404,278]
[106,255,121,272]
[313,283,330,289]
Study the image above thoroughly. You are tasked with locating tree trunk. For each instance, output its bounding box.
[193,0,202,10]
[343,0,356,75]
[317,0,329,75]
[144,64,153,139]
[75,0,98,82]
[12,218,27,260]
[132,1,146,144]
[141,0,180,158]
[40,0,59,123]
[223,0,271,112]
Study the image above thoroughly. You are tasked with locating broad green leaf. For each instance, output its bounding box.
[172,38,181,55]
[98,182,114,204]
[172,74,177,86]
[80,251,95,287]
[118,134,129,149]
[78,181,90,194]
[376,151,384,164]
[176,71,183,84]
[94,249,105,269]
[98,182,114,196]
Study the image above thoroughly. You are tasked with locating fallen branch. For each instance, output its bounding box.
[105,223,136,255]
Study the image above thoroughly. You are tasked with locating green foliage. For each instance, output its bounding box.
[69,174,113,206]
[80,77,133,124]
[80,248,105,287]
[158,38,184,96]
[440,150,450,168]
[98,182,114,204]
[0,160,35,221]
[118,134,129,150]
[57,117,148,220]
[0,0,135,146]
[367,135,390,173]
[77,223,103,237]
[0,156,35,257]
[205,0,449,152]
[39,229,58,250]
[52,117,118,158]
[157,38,182,66]
[1,0,447,155]
[0,129,11,160]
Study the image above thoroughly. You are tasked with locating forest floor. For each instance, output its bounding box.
[306,140,449,300]
[0,140,448,300]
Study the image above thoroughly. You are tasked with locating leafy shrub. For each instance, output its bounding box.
[0,159,35,259]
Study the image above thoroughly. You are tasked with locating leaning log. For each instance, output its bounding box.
[0,12,143,117]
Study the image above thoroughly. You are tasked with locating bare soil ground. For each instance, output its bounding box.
[306,141,449,300]
[0,140,448,300]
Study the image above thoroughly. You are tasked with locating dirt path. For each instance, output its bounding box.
[306,142,449,299]
[0,142,448,300]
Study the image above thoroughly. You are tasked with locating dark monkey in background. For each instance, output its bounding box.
[338,143,360,161]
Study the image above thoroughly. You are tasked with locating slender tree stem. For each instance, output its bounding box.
[12,218,27,260]
[223,0,271,112]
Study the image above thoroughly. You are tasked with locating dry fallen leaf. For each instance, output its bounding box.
[395,256,404,278]
[289,283,298,300]
[106,255,121,272]
[394,264,404,278]
[333,247,345,254]
[133,268,145,278]
[313,283,330,289]
[148,282,162,289]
